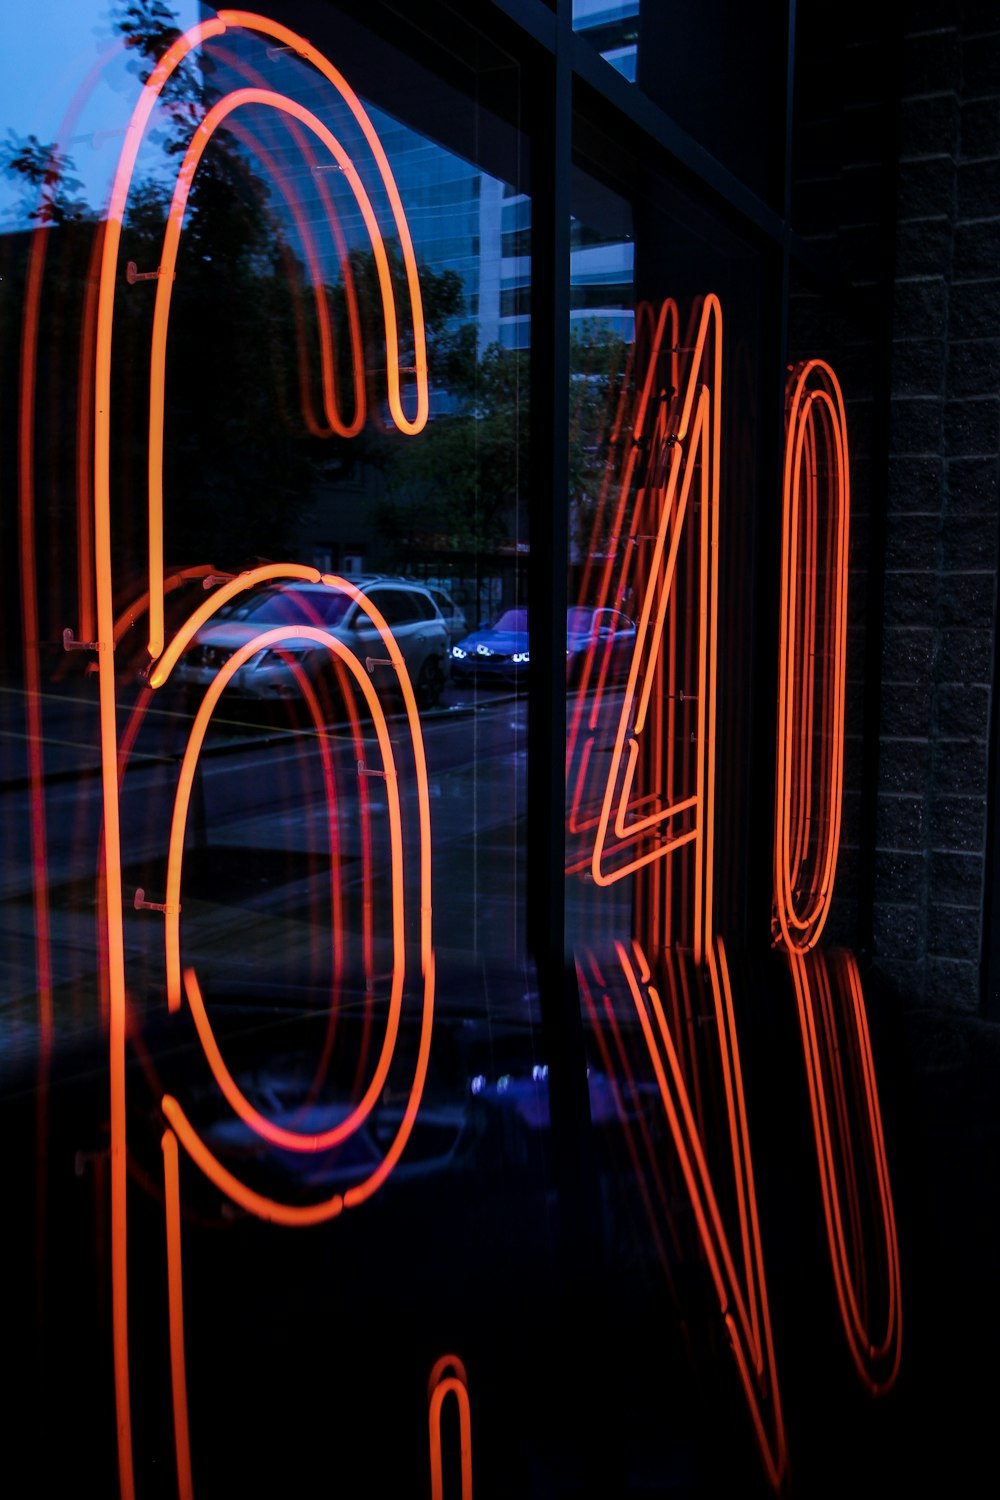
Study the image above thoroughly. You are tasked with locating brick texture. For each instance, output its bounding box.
[876,6,1000,1014]
[791,3,999,1017]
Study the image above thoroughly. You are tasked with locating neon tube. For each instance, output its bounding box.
[158,579,434,1218]
[162,1130,194,1500]
[786,949,902,1394]
[144,85,419,657]
[618,937,788,1492]
[162,620,403,1015]
[586,297,722,964]
[219,11,426,425]
[95,17,425,1483]
[214,99,365,439]
[773,362,850,951]
[428,1368,473,1500]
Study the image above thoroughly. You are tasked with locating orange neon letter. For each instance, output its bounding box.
[578,296,721,962]
[770,364,901,1392]
[773,360,850,953]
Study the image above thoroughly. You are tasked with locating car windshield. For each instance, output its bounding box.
[235,589,353,628]
[492,608,528,632]
[566,607,597,633]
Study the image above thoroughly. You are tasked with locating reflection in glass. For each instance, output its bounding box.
[2,3,543,1494]
[572,0,640,83]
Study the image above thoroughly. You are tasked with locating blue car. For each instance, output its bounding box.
[449,605,636,687]
[449,606,530,684]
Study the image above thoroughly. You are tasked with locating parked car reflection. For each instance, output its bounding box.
[566,606,637,685]
[449,606,529,685]
[423,583,468,648]
[449,605,637,687]
[173,576,451,711]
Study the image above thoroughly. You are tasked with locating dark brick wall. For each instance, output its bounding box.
[788,2,1000,1016]
[879,4,1000,1011]
[787,16,901,954]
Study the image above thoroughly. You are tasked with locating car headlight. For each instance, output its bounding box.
[476,644,494,656]
[256,647,314,669]
[451,646,467,659]
[512,651,529,664]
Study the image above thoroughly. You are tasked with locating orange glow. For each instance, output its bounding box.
[92,17,427,1490]
[159,942,433,1226]
[567,299,676,835]
[155,578,435,1221]
[148,563,319,688]
[428,1354,469,1396]
[160,1095,343,1226]
[145,84,423,658]
[162,1130,194,1500]
[617,937,788,1491]
[773,361,850,952]
[571,297,722,962]
[211,99,365,440]
[786,949,902,1394]
[767,364,900,1392]
[111,564,226,654]
[219,11,427,425]
[428,1359,473,1500]
[162,618,403,1014]
[89,6,426,659]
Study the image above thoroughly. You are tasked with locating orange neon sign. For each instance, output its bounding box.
[773,360,850,953]
[567,296,721,963]
[428,1355,474,1500]
[569,308,901,1487]
[769,364,901,1394]
[83,16,434,1497]
[13,4,903,1479]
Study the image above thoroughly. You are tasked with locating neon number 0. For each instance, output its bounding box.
[774,364,902,1396]
[159,583,436,1226]
[773,360,850,952]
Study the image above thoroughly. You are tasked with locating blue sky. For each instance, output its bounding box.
[1,0,202,227]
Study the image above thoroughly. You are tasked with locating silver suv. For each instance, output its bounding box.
[173,576,450,711]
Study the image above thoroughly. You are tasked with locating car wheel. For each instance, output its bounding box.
[415,655,445,709]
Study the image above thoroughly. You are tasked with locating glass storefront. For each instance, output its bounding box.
[1,3,907,1497]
